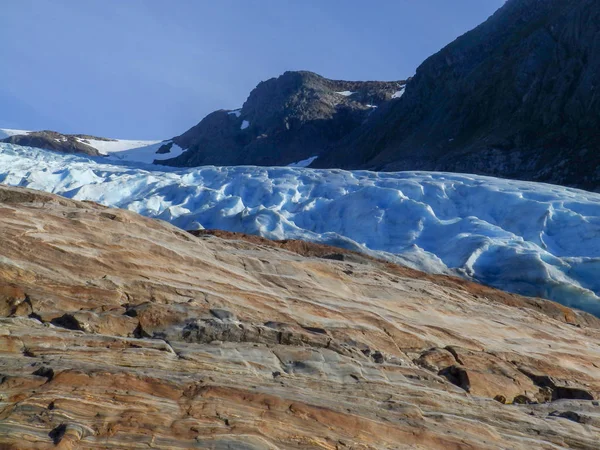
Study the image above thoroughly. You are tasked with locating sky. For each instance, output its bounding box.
[0,0,505,139]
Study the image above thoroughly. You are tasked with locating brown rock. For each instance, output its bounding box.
[0,185,599,449]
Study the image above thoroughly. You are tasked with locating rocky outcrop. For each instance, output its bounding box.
[161,71,405,167]
[0,130,109,156]
[316,0,600,191]
[1,185,600,448]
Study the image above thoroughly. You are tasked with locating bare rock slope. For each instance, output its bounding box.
[162,71,405,167]
[1,185,599,449]
[317,0,600,191]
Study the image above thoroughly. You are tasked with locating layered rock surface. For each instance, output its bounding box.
[0,185,599,449]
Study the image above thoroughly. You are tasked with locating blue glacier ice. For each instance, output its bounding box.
[1,143,600,315]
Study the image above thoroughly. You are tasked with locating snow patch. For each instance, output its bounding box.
[287,156,319,168]
[335,91,355,97]
[228,109,241,118]
[0,129,182,165]
[240,120,250,130]
[2,142,600,316]
[392,87,405,99]
[76,138,183,165]
[0,128,31,139]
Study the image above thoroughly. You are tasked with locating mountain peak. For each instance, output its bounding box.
[162,71,406,167]
[315,0,600,190]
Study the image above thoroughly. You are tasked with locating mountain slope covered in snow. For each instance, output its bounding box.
[0,128,184,164]
[1,143,600,315]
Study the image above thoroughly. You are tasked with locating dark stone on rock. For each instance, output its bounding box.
[51,314,83,331]
[512,395,534,405]
[209,308,236,321]
[263,321,290,329]
[49,423,67,445]
[517,366,555,389]
[32,367,54,381]
[133,323,151,339]
[518,365,595,401]
[439,365,471,392]
[549,410,583,423]
[553,386,595,401]
[124,308,138,317]
[494,395,507,404]
[28,312,42,322]
[301,326,328,335]
[321,253,346,261]
[372,351,385,364]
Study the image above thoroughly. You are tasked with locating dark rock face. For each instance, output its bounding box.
[316,0,600,191]
[1,130,107,156]
[161,71,405,167]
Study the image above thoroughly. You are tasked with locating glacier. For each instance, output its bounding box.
[1,142,600,316]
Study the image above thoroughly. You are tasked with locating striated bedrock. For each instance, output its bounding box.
[0,185,599,448]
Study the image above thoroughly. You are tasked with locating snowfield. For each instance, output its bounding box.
[1,143,600,315]
[0,128,32,139]
[0,128,184,165]
[90,139,185,164]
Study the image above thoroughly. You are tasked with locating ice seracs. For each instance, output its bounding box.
[1,142,600,315]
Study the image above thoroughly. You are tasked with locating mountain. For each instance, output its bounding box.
[3,142,600,316]
[160,70,405,167]
[1,184,599,449]
[6,0,600,190]
[0,128,183,164]
[1,130,104,156]
[316,0,600,191]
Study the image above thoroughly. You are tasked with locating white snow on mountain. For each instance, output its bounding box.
[240,120,250,130]
[89,139,185,165]
[76,137,162,154]
[287,156,319,168]
[2,142,600,316]
[228,109,242,118]
[335,91,355,96]
[392,87,405,99]
[0,128,31,139]
[0,128,184,164]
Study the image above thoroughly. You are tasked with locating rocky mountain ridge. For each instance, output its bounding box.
[316,0,600,191]
[0,130,108,156]
[0,184,599,448]
[161,70,406,167]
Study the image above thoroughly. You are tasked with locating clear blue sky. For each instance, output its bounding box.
[1,0,505,139]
